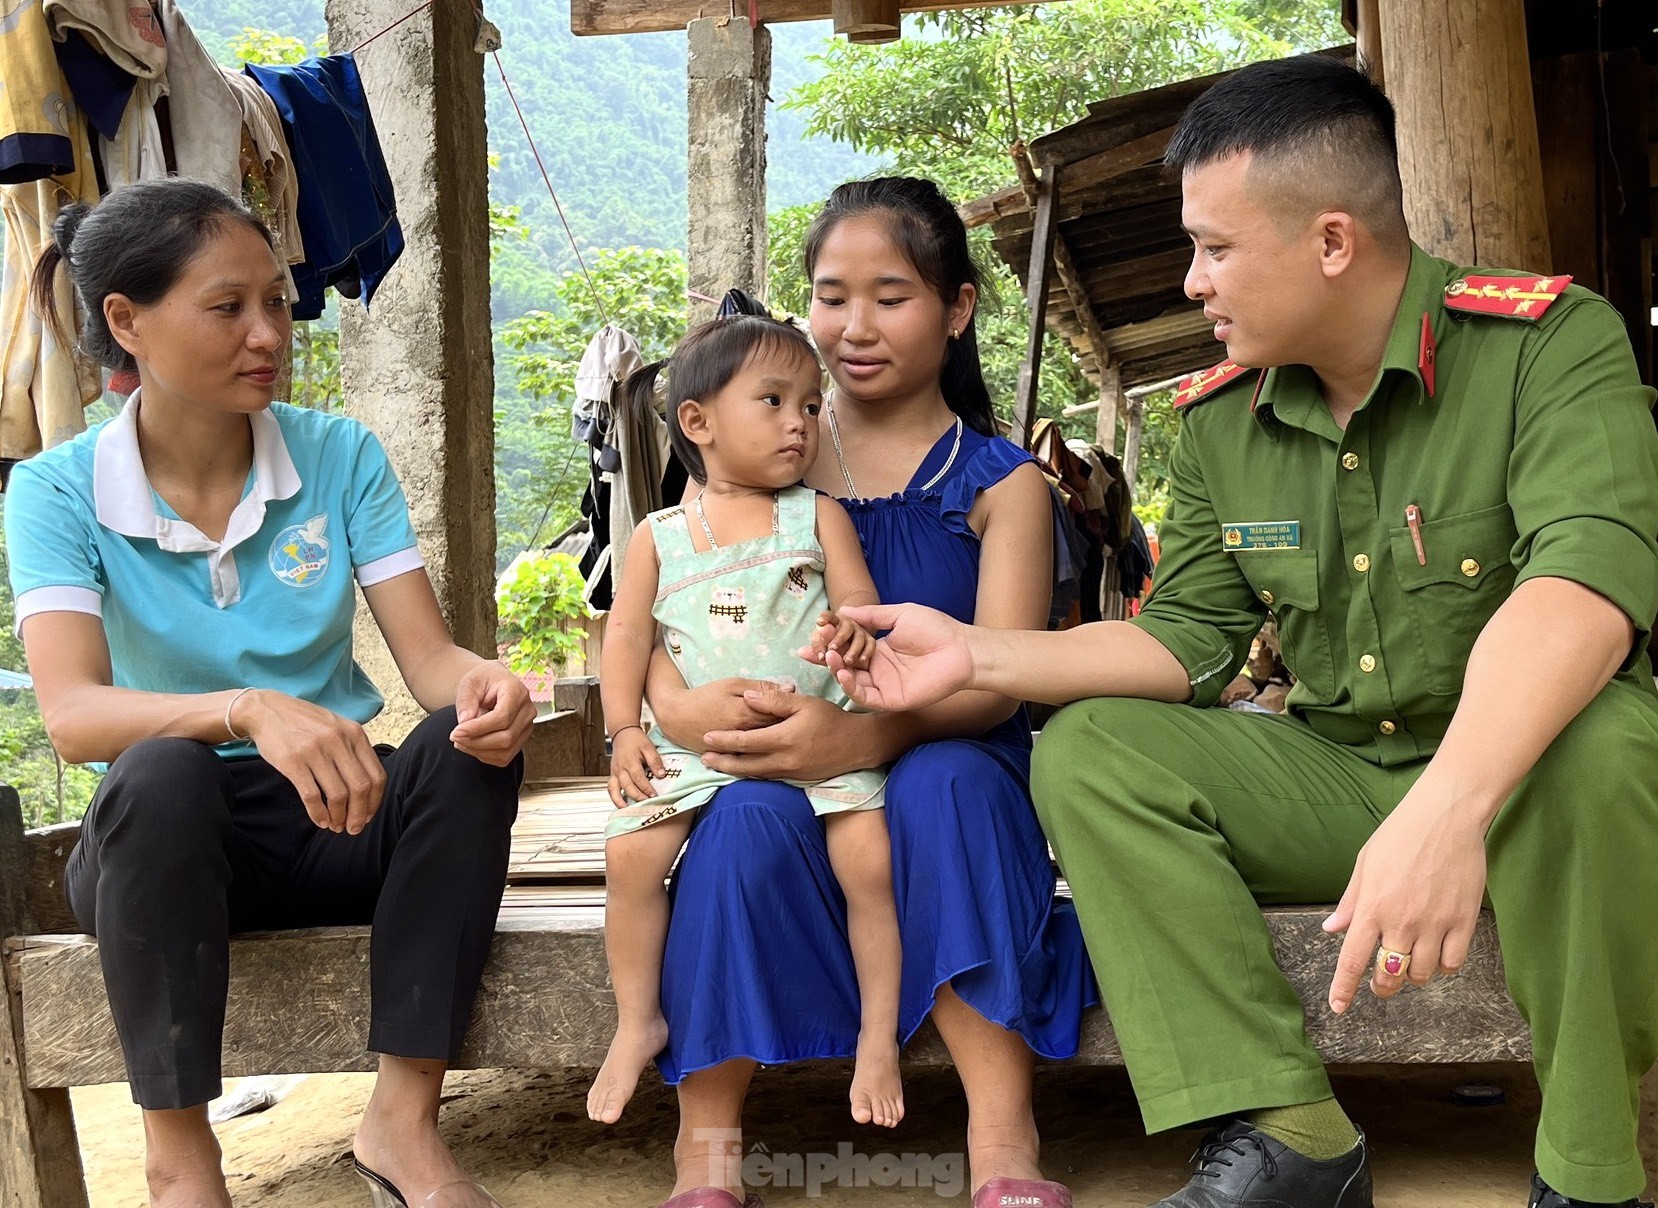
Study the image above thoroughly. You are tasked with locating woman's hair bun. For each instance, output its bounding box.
[51,202,93,261]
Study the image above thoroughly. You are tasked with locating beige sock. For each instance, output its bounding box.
[1247,1097,1360,1161]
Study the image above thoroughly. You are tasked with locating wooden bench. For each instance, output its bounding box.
[4,782,1655,1207]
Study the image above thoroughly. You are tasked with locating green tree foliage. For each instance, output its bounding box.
[496,551,590,675]
[494,247,689,566]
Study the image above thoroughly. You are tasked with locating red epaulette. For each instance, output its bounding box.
[1443,274,1572,321]
[1173,359,1252,410]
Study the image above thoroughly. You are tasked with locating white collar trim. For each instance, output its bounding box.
[92,390,303,606]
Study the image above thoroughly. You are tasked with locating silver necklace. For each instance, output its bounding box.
[692,490,779,551]
[825,400,963,499]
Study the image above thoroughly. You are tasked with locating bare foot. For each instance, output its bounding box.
[587,1014,670,1124]
[354,1111,490,1207]
[850,1031,905,1128]
[143,1112,230,1208]
[146,1168,232,1208]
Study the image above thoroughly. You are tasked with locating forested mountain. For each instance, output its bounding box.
[193,0,882,286]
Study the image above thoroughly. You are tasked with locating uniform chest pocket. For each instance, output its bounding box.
[1239,549,1335,701]
[1389,504,1517,696]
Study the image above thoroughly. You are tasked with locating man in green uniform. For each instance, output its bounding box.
[828,56,1658,1208]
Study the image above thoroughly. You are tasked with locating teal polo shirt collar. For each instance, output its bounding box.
[91,390,303,607]
[1251,243,1445,437]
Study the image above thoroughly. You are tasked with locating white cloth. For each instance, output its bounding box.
[42,0,167,78]
[153,0,241,196]
[574,326,664,581]
[573,323,641,441]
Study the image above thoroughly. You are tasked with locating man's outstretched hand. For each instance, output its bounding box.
[825,603,976,712]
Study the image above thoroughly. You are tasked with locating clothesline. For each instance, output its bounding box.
[489,49,610,326]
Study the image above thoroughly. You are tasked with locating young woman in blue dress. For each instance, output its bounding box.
[642,177,1097,1208]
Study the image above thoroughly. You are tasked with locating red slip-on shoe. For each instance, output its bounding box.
[659,1189,766,1208]
[972,1176,1075,1208]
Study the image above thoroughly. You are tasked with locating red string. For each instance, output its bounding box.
[489,51,609,324]
[348,0,435,55]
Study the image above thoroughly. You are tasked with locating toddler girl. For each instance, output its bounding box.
[587,314,903,1133]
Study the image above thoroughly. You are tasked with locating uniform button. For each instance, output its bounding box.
[1379,720,1397,736]
[1353,553,1371,573]
[1461,558,1480,577]
[1260,589,1274,605]
[1341,452,1360,471]
[1359,654,1377,673]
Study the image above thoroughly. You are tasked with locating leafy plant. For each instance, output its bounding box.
[496,551,592,676]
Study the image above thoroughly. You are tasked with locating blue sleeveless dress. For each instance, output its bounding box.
[656,423,1099,1081]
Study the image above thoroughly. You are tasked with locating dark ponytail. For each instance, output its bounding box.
[29,178,275,375]
[803,176,996,437]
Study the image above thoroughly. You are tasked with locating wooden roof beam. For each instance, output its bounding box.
[573,0,1058,37]
[1010,143,1115,374]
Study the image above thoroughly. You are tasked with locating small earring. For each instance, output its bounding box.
[949,328,959,340]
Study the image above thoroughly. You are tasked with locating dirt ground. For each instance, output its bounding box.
[70,1060,1658,1206]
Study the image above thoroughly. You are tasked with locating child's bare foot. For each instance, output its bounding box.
[850,1031,905,1128]
[587,1014,670,1123]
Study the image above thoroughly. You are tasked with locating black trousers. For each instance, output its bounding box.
[65,706,522,1109]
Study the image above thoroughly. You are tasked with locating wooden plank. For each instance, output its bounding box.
[1012,163,1061,450]
[571,0,1055,36]
[23,822,80,936]
[12,907,1529,1090]
[0,788,89,1208]
[507,781,610,883]
[521,709,586,781]
[552,676,606,775]
[1048,127,1173,192]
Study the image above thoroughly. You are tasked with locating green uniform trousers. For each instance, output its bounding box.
[1031,680,1658,1203]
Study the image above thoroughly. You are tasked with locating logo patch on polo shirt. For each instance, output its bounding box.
[1221,521,1301,550]
[269,513,332,588]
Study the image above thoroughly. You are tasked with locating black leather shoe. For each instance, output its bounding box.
[1529,1172,1654,1207]
[1149,1119,1373,1207]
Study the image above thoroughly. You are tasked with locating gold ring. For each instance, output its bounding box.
[1377,946,1410,978]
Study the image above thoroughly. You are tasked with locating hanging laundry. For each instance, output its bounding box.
[0,112,102,460]
[42,0,167,185]
[221,69,305,273]
[153,0,240,195]
[244,55,403,321]
[0,0,80,182]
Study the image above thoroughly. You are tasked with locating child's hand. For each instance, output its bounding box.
[607,725,666,808]
[801,610,877,671]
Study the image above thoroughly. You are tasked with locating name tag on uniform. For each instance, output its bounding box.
[1221,521,1301,551]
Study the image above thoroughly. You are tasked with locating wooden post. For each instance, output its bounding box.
[1010,144,1119,436]
[0,787,89,1208]
[1096,364,1124,455]
[1122,395,1145,492]
[832,0,900,42]
[1012,163,1060,451]
[1354,0,1382,88]
[1380,0,1551,269]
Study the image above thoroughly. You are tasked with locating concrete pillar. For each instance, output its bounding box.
[687,16,770,324]
[325,0,496,740]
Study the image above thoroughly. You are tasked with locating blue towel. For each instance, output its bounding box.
[243,55,403,321]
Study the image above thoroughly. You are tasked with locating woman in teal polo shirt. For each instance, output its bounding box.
[4,179,530,1208]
